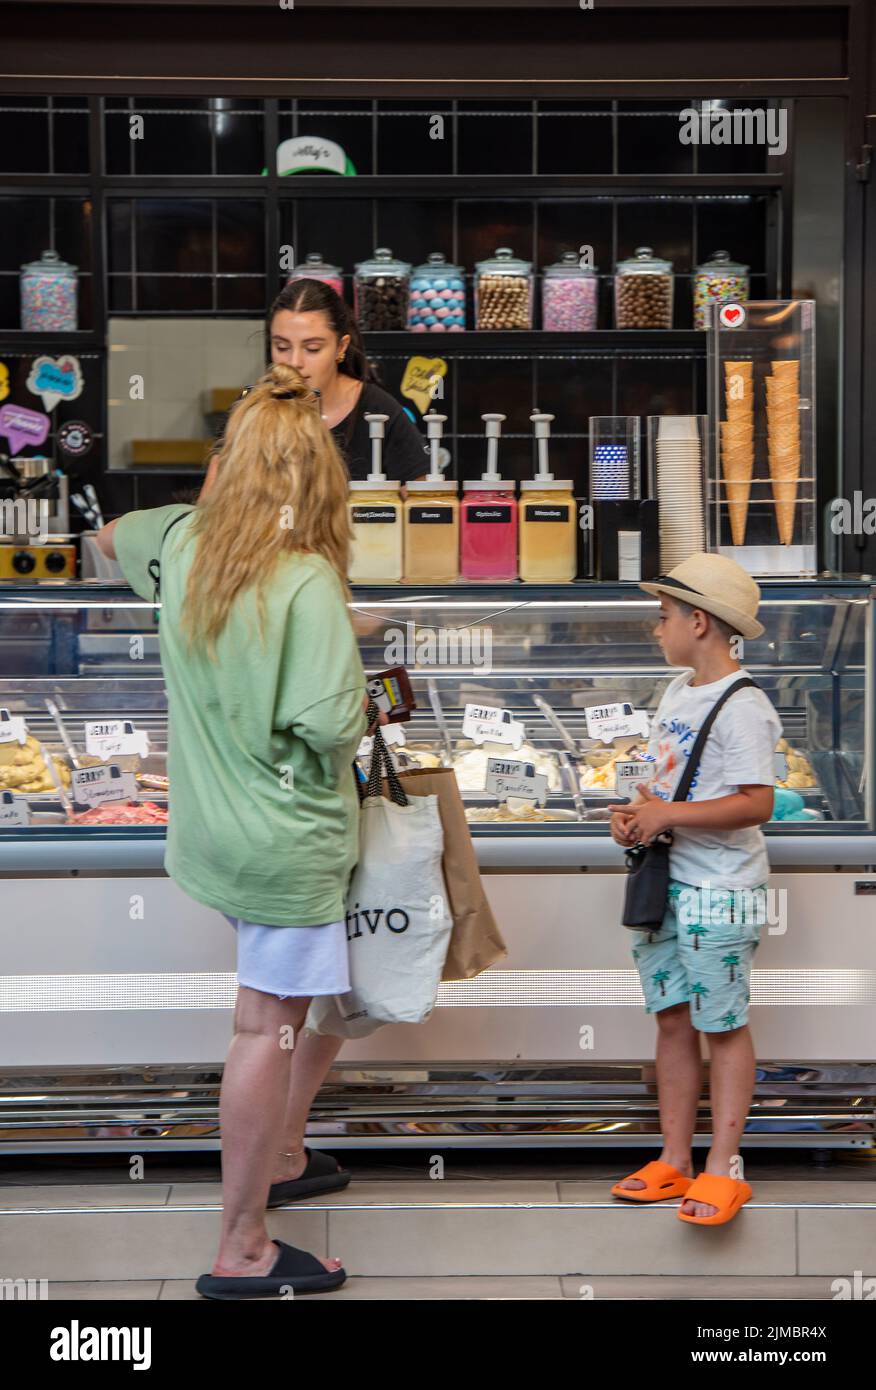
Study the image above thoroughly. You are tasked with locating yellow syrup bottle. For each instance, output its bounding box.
[403,411,459,582]
[519,411,577,582]
[348,412,403,583]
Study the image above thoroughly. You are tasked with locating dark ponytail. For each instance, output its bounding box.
[267,279,376,383]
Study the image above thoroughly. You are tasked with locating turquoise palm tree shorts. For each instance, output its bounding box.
[631,878,768,1032]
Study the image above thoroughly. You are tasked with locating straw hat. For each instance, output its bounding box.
[641,553,764,640]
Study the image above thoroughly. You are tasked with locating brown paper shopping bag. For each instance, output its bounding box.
[379,766,507,980]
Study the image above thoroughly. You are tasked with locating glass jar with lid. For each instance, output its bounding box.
[408,252,466,333]
[287,252,343,297]
[20,250,78,331]
[474,247,532,331]
[353,247,411,331]
[541,251,598,332]
[693,249,749,330]
[614,246,674,329]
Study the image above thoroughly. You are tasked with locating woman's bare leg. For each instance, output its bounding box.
[213,986,342,1276]
[272,1029,345,1183]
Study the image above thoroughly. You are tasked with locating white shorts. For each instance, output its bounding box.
[224,915,350,1000]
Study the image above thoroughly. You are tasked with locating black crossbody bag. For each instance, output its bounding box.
[621,677,758,930]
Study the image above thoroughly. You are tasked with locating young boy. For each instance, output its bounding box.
[608,553,781,1226]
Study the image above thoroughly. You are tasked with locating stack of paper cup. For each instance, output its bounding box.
[654,415,705,568]
[766,360,801,545]
[720,359,754,547]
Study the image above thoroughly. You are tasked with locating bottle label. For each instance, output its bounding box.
[470,507,511,523]
[524,505,570,523]
[352,507,397,523]
[409,507,452,524]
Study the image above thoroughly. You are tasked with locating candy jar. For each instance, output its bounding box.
[614,247,674,329]
[541,251,598,332]
[287,252,344,297]
[353,248,411,331]
[20,250,78,331]
[408,253,466,333]
[474,247,532,331]
[693,249,749,330]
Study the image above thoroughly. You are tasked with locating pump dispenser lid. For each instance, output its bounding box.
[349,412,400,491]
[408,411,456,491]
[480,412,506,483]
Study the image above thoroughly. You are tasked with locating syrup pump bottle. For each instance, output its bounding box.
[460,413,518,581]
[519,412,577,582]
[402,412,459,583]
[348,413,403,583]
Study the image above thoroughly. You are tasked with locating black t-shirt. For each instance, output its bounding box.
[332,381,429,483]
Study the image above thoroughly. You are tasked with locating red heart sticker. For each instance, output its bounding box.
[720,304,745,327]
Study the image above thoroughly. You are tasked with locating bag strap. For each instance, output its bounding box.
[672,677,759,804]
[361,698,409,807]
[147,509,191,609]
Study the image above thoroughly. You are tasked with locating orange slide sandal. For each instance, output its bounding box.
[610,1159,694,1203]
[677,1173,752,1226]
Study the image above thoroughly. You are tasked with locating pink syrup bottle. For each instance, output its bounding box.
[460,413,518,581]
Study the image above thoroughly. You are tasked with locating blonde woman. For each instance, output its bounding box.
[96,363,371,1298]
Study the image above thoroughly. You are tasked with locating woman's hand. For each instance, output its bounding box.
[608,785,673,845]
[363,693,389,737]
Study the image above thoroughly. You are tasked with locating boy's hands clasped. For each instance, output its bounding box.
[608,783,673,847]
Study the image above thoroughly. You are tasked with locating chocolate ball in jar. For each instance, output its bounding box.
[614,246,674,329]
[475,247,533,330]
[354,248,411,332]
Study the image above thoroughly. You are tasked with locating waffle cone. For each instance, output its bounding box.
[769,455,800,545]
[722,452,754,547]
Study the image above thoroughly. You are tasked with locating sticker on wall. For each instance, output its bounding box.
[26,354,84,411]
[400,357,448,417]
[0,362,9,403]
[0,402,51,455]
[275,136,357,177]
[58,420,94,458]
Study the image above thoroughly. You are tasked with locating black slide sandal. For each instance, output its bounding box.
[267,1147,351,1207]
[196,1240,346,1299]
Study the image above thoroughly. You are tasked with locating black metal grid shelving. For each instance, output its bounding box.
[0,95,792,514]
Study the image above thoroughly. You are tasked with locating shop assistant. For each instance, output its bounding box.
[202,278,429,495]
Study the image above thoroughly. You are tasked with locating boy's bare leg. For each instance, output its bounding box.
[616,1002,703,1191]
[680,1023,755,1218]
[271,1029,345,1184]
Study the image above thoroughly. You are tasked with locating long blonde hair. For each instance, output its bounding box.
[183,362,352,652]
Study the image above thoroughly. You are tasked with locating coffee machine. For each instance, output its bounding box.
[0,456,76,579]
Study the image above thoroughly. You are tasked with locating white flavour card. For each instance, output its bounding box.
[0,709,28,745]
[381,722,407,747]
[585,702,650,745]
[85,720,150,758]
[462,703,525,749]
[485,758,548,807]
[614,760,655,802]
[71,764,138,809]
[0,792,30,826]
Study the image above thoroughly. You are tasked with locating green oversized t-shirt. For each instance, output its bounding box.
[114,504,367,926]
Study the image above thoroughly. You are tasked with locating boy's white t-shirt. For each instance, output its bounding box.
[643,667,783,890]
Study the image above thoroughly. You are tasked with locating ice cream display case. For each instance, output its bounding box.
[0,579,874,1152]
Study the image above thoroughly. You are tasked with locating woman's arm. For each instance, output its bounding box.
[94,517,121,560]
